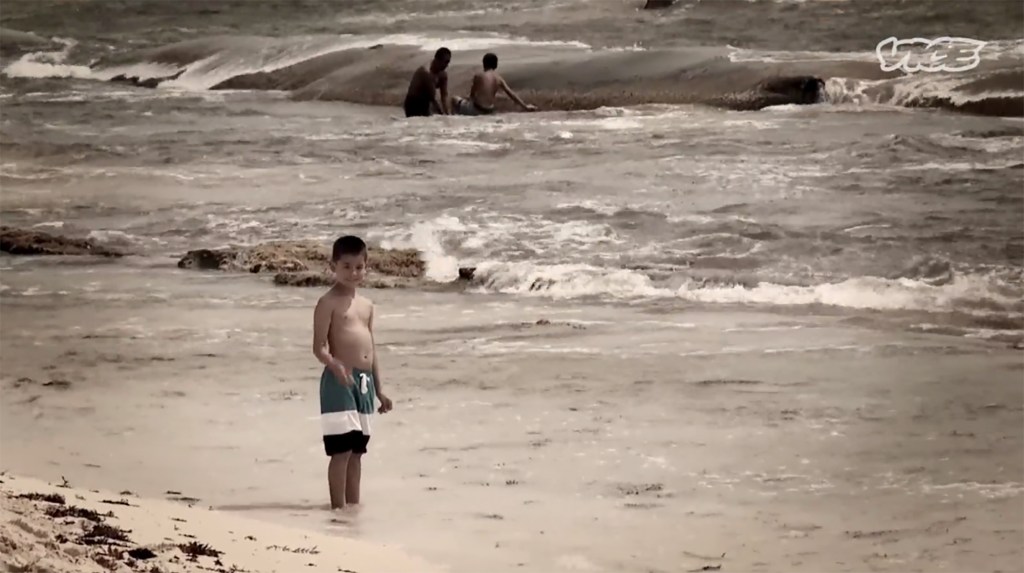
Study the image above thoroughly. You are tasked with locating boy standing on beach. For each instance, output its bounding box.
[312,235,393,509]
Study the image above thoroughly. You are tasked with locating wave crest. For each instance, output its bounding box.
[3,33,1021,117]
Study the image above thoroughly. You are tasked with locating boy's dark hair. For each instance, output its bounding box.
[482,52,498,70]
[332,235,367,261]
[434,47,451,61]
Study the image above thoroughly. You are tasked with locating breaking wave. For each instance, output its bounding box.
[467,259,1022,318]
[5,31,1021,117]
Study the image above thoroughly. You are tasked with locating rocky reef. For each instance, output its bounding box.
[176,241,433,288]
[0,227,125,257]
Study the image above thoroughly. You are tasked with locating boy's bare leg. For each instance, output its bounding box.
[328,452,351,509]
[345,454,362,504]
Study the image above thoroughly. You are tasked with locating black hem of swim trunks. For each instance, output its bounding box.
[324,431,370,455]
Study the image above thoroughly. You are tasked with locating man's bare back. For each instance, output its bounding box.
[403,47,452,118]
[452,52,536,116]
[469,70,503,112]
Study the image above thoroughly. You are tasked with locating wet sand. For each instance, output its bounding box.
[1,263,1021,572]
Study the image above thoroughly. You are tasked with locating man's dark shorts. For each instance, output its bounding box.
[404,98,432,118]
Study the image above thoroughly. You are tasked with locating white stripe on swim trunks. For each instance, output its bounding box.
[321,411,372,436]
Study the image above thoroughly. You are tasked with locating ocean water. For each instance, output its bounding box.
[0,1,1023,570]
[2,0,1022,339]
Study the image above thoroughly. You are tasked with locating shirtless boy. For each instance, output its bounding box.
[403,47,452,117]
[452,52,537,116]
[312,235,394,509]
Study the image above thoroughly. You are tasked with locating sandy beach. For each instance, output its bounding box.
[0,473,439,573]
[1,262,1021,572]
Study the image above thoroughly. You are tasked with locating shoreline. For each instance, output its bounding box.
[2,226,1021,347]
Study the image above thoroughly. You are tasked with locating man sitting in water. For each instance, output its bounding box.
[451,52,537,116]
[403,47,452,118]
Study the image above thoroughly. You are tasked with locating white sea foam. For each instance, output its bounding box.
[469,261,669,299]
[549,117,646,131]
[929,133,1024,154]
[845,160,1022,173]
[555,200,621,216]
[675,274,1021,313]
[375,216,466,283]
[0,37,93,80]
[456,255,1022,319]
[374,213,621,272]
[3,32,590,89]
[726,45,877,64]
[824,71,1024,114]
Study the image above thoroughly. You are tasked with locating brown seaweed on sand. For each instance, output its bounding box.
[15,492,65,504]
[79,522,133,546]
[178,540,223,558]
[45,504,112,522]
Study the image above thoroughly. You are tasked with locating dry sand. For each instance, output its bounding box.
[0,473,438,573]
[1,265,1022,572]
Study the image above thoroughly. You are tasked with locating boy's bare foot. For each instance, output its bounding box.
[328,505,362,526]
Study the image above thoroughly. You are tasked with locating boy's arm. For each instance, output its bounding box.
[368,303,393,413]
[500,76,536,111]
[313,296,351,384]
[438,72,451,115]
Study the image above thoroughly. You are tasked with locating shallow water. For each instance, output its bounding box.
[1,265,1021,572]
[2,82,1021,340]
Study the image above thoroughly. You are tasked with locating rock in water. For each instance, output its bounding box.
[108,69,184,89]
[0,227,124,257]
[643,0,675,9]
[273,272,418,289]
[757,75,825,105]
[273,272,333,288]
[177,241,330,273]
[178,241,428,286]
[174,249,233,271]
[369,248,426,278]
[711,75,826,111]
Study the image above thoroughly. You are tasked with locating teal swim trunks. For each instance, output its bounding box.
[320,367,376,456]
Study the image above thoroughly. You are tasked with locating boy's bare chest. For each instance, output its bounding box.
[331,302,369,330]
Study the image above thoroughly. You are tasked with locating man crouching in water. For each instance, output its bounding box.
[403,47,451,118]
[452,52,537,116]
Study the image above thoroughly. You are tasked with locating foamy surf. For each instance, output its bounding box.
[463,260,1021,317]
[3,32,589,90]
[469,261,668,299]
[156,33,566,92]
[675,274,1022,314]
[823,65,1024,117]
[6,28,1022,117]
[1,37,92,79]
